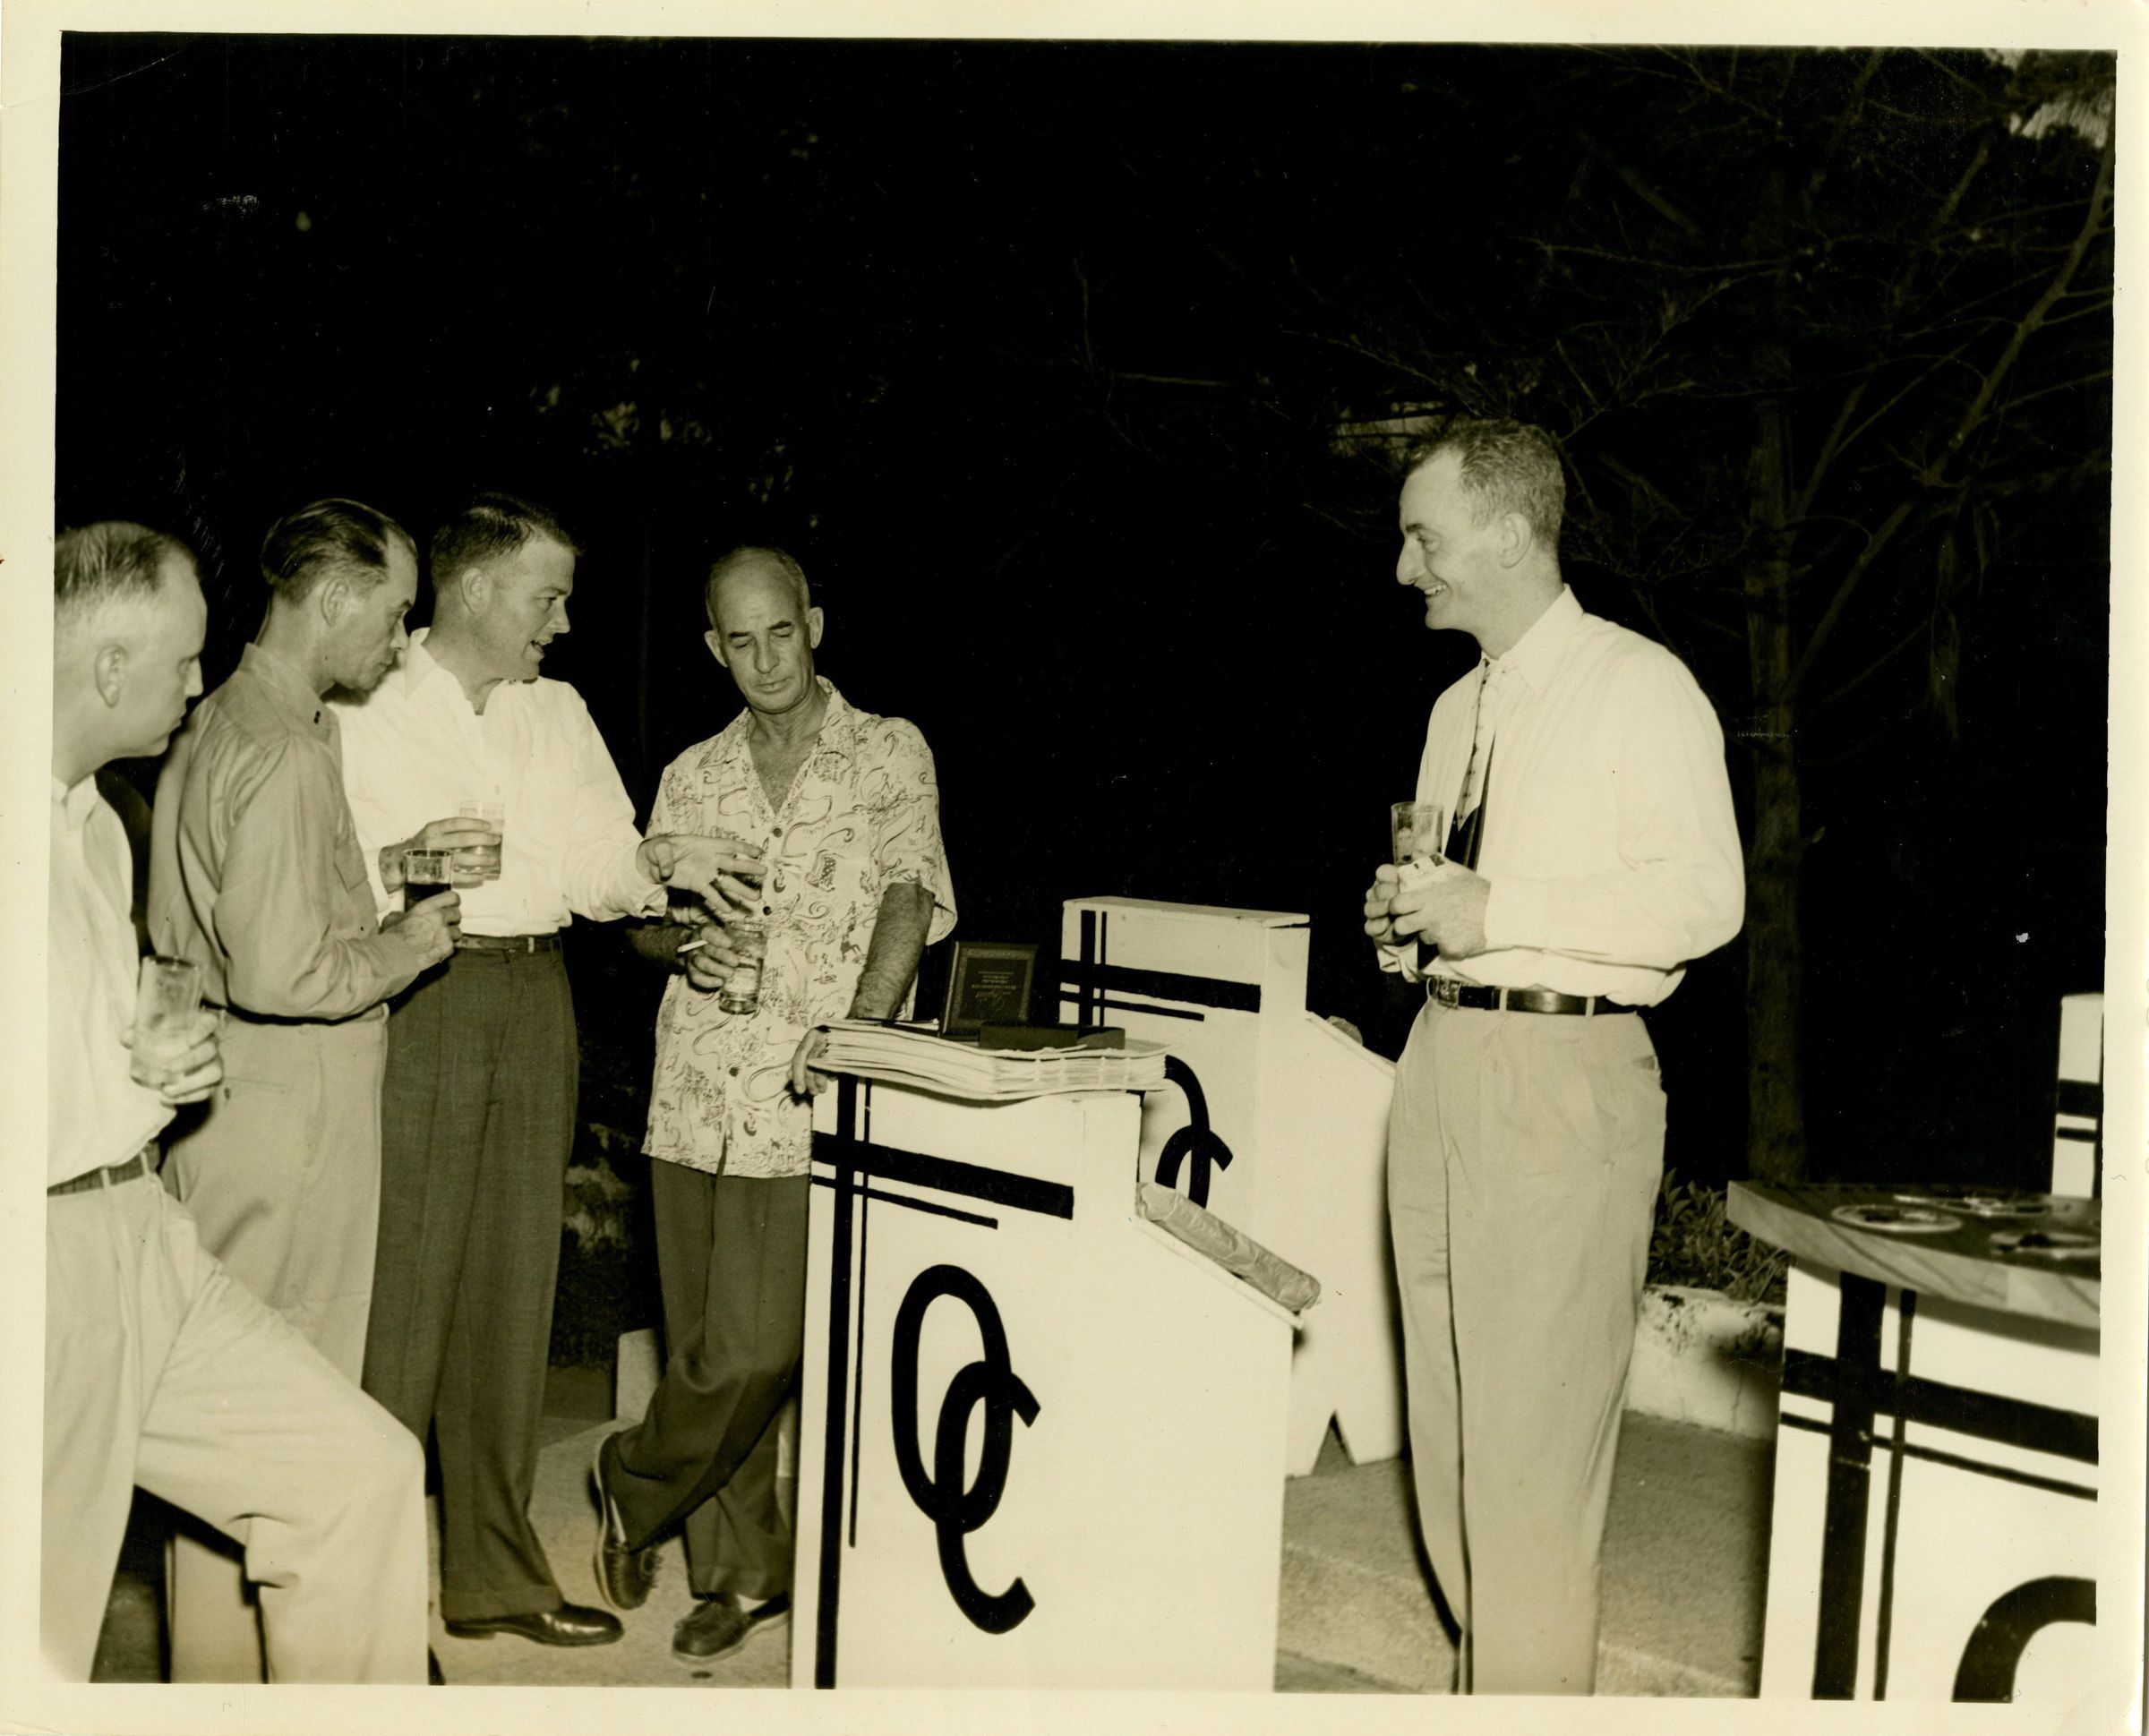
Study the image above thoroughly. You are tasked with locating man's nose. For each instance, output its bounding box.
[553,602,571,636]
[185,665,204,699]
[392,619,409,651]
[1396,546,1418,584]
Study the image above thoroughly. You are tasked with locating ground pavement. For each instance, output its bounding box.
[92,1358,1770,1694]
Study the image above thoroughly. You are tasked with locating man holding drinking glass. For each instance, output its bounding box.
[332,493,759,1652]
[593,544,955,1665]
[54,520,429,1684]
[1366,420,1743,1695]
[149,499,460,1682]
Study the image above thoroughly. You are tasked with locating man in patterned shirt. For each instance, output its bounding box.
[595,544,955,1663]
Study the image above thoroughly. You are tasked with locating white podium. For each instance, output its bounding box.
[2051,993,2102,1197]
[792,1073,1302,1689]
[1059,896,1402,1474]
[1731,1184,2101,1704]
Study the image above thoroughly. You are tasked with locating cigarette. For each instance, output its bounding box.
[678,938,708,955]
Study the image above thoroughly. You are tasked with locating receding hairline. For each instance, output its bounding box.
[435,529,575,596]
[704,548,812,629]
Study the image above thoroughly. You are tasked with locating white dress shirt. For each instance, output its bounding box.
[1385,586,1745,1005]
[330,629,664,934]
[50,775,172,1186]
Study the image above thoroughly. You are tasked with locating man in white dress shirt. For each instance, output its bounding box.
[46,520,427,1683]
[1364,420,1745,1694]
[332,493,757,1649]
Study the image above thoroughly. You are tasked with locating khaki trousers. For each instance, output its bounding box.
[43,1171,425,1683]
[159,1012,389,1681]
[1386,999,1665,1695]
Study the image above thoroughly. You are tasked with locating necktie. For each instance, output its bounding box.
[1448,659,1504,870]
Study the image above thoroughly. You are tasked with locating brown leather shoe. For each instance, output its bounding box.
[672,1592,790,1663]
[442,1603,623,1646]
[592,1432,661,1612]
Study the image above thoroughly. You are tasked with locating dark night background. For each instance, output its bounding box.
[55,34,2111,1201]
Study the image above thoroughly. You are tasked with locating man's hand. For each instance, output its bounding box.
[381,817,499,892]
[789,1027,832,1098]
[1388,862,1492,959]
[125,1008,224,1104]
[639,833,764,912]
[381,889,463,966]
[679,920,741,994]
[1364,864,1402,944]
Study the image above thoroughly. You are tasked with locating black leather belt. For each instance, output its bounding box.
[455,933,561,954]
[1428,978,1639,1017]
[49,1145,156,1198]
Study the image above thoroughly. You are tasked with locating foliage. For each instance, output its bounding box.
[1648,1170,1789,1305]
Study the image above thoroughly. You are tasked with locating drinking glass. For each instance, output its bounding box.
[456,800,506,884]
[132,954,202,1090]
[719,919,767,1015]
[1390,801,1449,880]
[402,848,454,910]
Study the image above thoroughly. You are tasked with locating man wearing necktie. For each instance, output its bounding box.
[1364,419,1745,1694]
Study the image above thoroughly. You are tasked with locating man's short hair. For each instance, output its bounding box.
[261,499,415,603]
[55,520,196,631]
[704,545,811,629]
[1405,417,1567,551]
[430,492,579,593]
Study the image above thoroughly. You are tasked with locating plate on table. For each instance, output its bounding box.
[1893,1187,2050,1220]
[1832,1202,1962,1235]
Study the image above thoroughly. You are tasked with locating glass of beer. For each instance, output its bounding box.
[1391,801,1448,881]
[132,954,202,1090]
[402,848,454,911]
[719,919,767,1015]
[456,800,506,883]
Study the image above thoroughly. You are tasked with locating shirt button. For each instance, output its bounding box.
[728,1065,740,1077]
[772,825,783,837]
[762,904,773,915]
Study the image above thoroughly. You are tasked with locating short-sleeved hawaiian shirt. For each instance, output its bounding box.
[643,678,956,1177]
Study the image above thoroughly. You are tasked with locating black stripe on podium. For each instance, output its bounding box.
[813,1077,860,1689]
[1780,1412,2098,1501]
[2054,1079,2102,1118]
[1813,1273,1886,1698]
[816,1134,1074,1221]
[1782,1350,2099,1464]
[1059,957,1263,1013]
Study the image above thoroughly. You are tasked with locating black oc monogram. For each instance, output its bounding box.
[889,1265,1040,1634]
[1153,1055,1234,1208]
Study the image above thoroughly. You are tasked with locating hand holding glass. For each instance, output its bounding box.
[132,955,202,1090]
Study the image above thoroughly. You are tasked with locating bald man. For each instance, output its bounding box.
[594,545,955,1664]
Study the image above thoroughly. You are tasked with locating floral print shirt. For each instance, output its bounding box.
[643,679,956,1177]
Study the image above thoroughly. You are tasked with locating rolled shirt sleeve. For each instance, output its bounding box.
[864,718,957,945]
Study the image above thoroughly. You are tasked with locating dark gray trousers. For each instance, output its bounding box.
[612,1164,808,1600]
[362,946,578,1623]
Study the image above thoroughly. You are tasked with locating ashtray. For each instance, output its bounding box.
[1989,1228,2099,1261]
[1833,1202,1961,1235]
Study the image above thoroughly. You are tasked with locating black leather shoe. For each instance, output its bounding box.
[592,1432,661,1612]
[672,1592,790,1664]
[442,1603,623,1646]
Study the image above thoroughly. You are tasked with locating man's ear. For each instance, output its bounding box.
[92,641,130,710]
[704,627,732,669]
[318,569,357,627]
[1496,511,1532,569]
[807,606,825,650]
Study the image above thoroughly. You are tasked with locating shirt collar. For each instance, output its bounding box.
[717,675,855,763]
[239,641,334,736]
[1489,586,1584,695]
[53,772,100,827]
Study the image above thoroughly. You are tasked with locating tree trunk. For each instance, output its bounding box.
[1743,397,1807,1183]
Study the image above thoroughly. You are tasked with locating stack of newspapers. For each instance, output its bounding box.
[817,1019,1169,1100]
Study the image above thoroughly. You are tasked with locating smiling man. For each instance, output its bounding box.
[330,494,758,1654]
[150,499,462,1681]
[1364,420,1744,1695]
